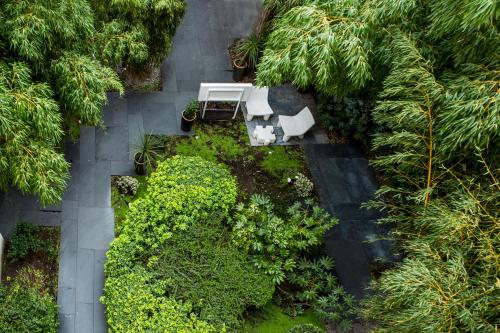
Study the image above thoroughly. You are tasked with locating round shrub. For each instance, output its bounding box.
[287,324,324,333]
[103,156,240,332]
[119,155,238,250]
[113,176,139,195]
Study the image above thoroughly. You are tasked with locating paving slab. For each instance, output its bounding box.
[96,126,129,161]
[304,144,395,299]
[75,302,93,333]
[76,248,94,303]
[77,208,114,250]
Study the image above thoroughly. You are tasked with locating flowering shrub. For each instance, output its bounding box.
[114,176,139,195]
[294,173,314,197]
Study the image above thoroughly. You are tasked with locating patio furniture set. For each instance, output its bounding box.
[246,87,316,145]
[197,83,316,145]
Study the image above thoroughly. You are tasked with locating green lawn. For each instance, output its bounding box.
[242,304,325,333]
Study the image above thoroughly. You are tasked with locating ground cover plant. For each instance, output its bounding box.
[0,224,60,332]
[242,304,325,333]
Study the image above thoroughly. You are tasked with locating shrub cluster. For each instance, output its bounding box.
[316,94,377,144]
[103,156,273,332]
[0,269,58,333]
[279,257,356,331]
[230,195,336,283]
[7,223,44,262]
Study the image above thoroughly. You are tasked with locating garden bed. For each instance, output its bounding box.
[0,224,60,332]
[118,65,162,92]
[108,120,353,332]
[1,225,60,298]
[163,120,316,212]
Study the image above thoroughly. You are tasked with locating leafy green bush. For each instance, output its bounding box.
[287,324,324,333]
[280,258,355,331]
[7,224,44,262]
[7,224,59,264]
[102,265,216,333]
[230,195,336,283]
[154,218,274,331]
[260,146,304,180]
[0,275,58,333]
[93,0,186,69]
[317,94,375,143]
[119,156,237,250]
[103,156,241,332]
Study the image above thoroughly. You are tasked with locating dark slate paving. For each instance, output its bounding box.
[304,144,395,299]
[0,1,263,332]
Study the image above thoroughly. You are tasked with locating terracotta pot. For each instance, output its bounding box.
[134,153,146,175]
[232,59,247,82]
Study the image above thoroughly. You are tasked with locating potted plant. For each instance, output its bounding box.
[232,57,247,82]
[181,100,198,132]
[231,34,262,82]
[132,134,163,175]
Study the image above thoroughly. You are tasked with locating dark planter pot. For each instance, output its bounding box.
[134,154,146,175]
[181,113,196,132]
[232,60,247,82]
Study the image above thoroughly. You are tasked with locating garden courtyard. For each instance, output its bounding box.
[1,0,496,333]
[0,1,389,332]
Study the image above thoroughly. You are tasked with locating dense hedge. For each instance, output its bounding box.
[156,219,274,330]
[103,156,269,332]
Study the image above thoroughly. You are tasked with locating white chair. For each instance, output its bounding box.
[245,86,274,121]
[278,107,315,142]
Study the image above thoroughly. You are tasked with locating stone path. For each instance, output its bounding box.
[304,144,394,299]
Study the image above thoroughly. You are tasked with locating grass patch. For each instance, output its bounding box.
[243,303,325,333]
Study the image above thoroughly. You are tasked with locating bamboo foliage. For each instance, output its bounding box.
[257,0,499,331]
[51,52,124,130]
[256,1,372,95]
[0,62,69,205]
[0,0,126,204]
[92,0,186,69]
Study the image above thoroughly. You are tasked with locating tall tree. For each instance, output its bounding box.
[92,0,186,71]
[0,0,123,204]
[256,0,499,331]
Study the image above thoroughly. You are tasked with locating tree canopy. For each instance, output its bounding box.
[257,0,499,331]
[0,0,184,204]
